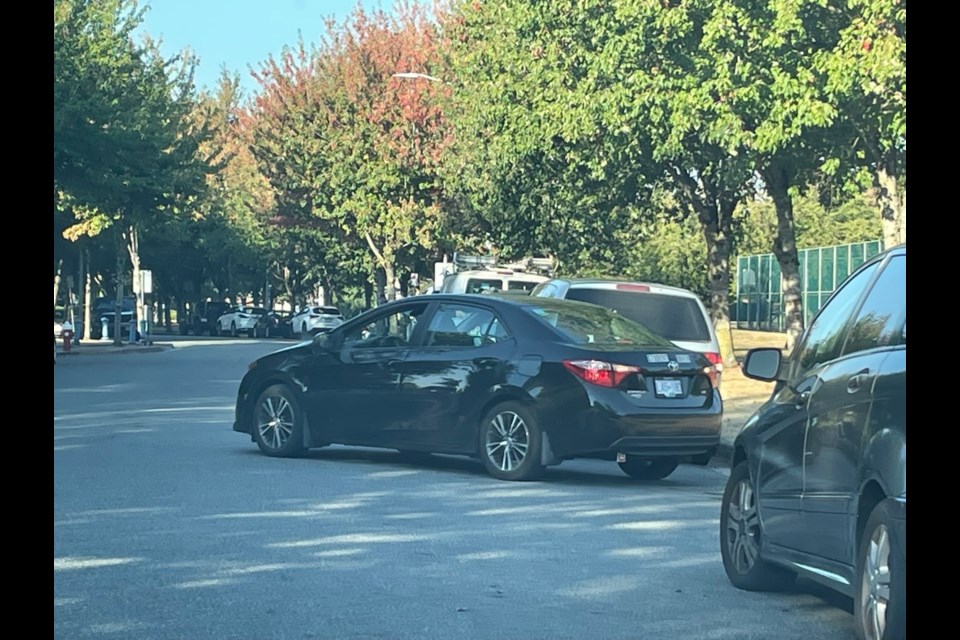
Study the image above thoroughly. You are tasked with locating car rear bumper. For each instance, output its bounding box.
[544,388,723,460]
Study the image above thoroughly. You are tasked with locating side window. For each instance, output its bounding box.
[425,304,509,347]
[843,256,906,355]
[535,283,559,298]
[342,304,427,349]
[792,262,880,376]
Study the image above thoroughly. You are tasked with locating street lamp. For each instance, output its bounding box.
[392,72,443,83]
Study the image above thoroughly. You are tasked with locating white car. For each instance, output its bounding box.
[291,306,344,336]
[215,307,267,337]
[531,278,724,384]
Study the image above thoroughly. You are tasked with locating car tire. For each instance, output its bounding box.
[479,401,544,481]
[301,322,309,339]
[251,384,307,458]
[855,500,906,640]
[618,457,679,480]
[210,323,219,337]
[720,461,796,591]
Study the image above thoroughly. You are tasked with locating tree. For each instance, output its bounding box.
[249,3,450,303]
[817,0,905,248]
[55,0,213,343]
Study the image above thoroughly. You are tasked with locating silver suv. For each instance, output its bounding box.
[531,279,723,373]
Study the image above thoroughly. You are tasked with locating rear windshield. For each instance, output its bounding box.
[523,302,674,347]
[565,289,711,342]
[465,278,503,294]
[318,307,341,316]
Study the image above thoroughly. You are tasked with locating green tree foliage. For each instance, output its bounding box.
[54,0,213,340]
[816,0,905,247]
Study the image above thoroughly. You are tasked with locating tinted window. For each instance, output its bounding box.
[465,278,502,294]
[843,256,906,355]
[565,288,711,342]
[507,280,539,292]
[793,262,880,375]
[523,302,674,347]
[318,307,341,316]
[425,304,509,347]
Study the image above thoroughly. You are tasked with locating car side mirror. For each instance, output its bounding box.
[743,348,783,382]
[313,332,338,352]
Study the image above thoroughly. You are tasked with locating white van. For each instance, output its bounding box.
[439,268,548,295]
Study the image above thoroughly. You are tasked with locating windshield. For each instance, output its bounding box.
[523,301,674,347]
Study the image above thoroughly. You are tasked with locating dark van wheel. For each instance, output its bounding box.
[719,461,795,591]
[855,500,906,640]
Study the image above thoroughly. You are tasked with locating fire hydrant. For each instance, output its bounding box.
[61,320,75,353]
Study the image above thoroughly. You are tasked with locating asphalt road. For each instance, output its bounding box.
[54,338,855,639]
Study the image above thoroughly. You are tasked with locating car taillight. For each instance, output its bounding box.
[563,360,642,388]
[704,351,723,371]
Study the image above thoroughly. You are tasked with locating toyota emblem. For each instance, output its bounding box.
[667,361,680,372]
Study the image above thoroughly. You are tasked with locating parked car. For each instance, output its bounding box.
[531,279,723,379]
[94,297,139,340]
[180,300,229,336]
[290,306,344,337]
[719,246,905,640]
[215,306,267,337]
[233,295,722,481]
[253,310,293,338]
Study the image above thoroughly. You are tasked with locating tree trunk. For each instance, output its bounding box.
[54,259,63,307]
[114,230,125,346]
[363,279,373,310]
[877,164,905,248]
[384,262,397,303]
[763,164,804,352]
[126,225,142,342]
[697,203,737,367]
[374,268,387,306]
[83,252,93,341]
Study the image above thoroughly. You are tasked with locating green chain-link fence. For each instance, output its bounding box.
[733,240,884,332]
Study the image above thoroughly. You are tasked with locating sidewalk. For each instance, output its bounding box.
[56,336,174,356]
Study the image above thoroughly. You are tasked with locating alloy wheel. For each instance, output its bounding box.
[257,395,295,450]
[860,523,891,640]
[725,478,761,575]
[485,411,530,472]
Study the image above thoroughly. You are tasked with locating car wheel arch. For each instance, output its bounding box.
[473,391,537,449]
[856,480,888,552]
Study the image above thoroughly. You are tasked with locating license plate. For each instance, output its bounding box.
[654,378,683,398]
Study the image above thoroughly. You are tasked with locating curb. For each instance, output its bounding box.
[57,344,173,356]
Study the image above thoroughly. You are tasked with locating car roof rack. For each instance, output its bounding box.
[452,252,557,276]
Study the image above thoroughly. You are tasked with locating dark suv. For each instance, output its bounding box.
[720,246,905,640]
[179,301,229,336]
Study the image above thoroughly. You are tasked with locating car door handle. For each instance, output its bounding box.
[473,357,499,368]
[847,369,871,394]
[386,359,404,369]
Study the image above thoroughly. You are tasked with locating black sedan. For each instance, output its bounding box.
[233,295,722,481]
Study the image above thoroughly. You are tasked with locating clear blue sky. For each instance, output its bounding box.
[138,0,383,98]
